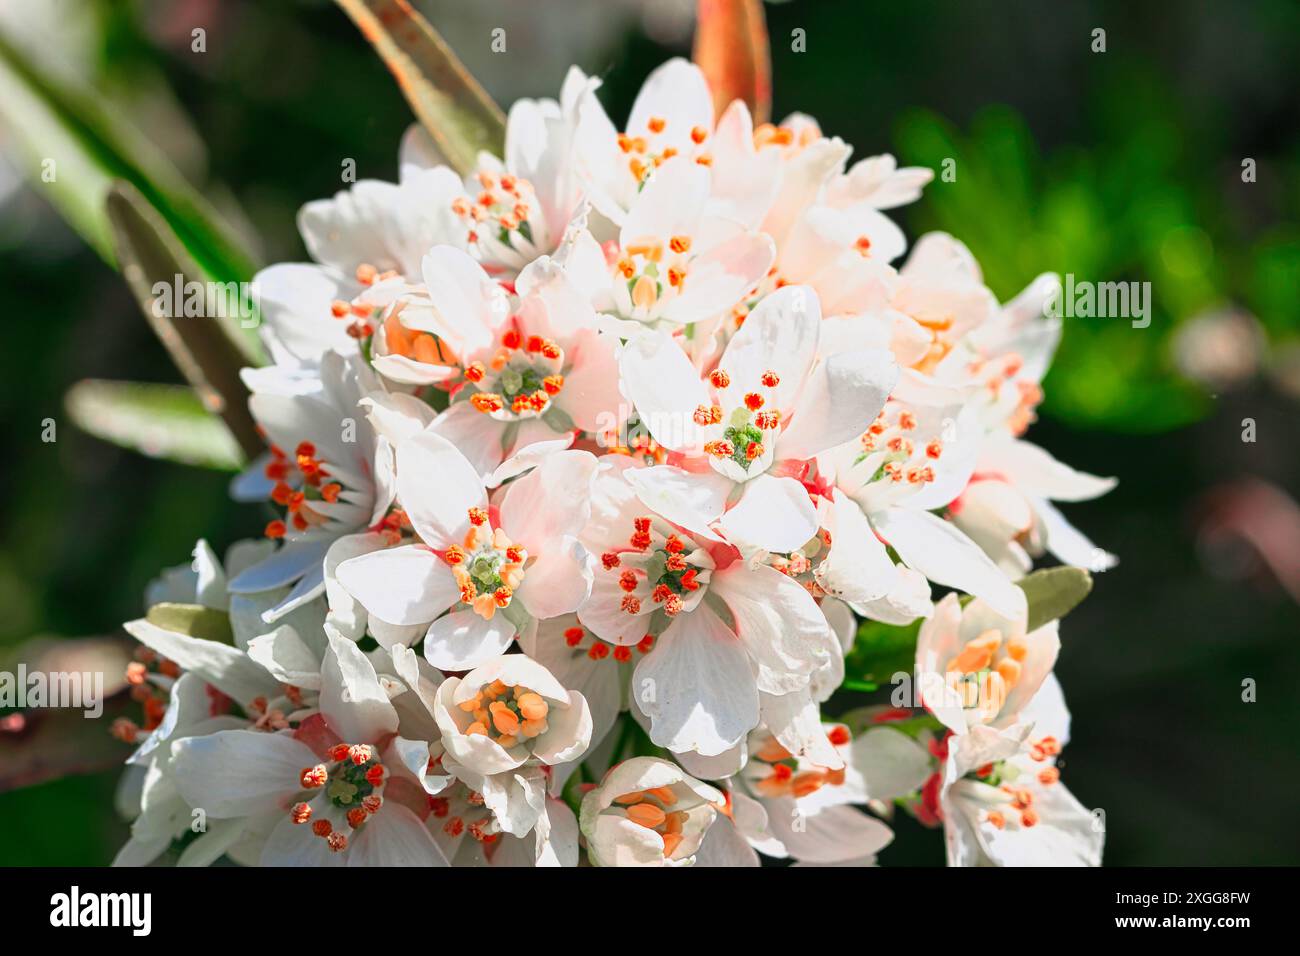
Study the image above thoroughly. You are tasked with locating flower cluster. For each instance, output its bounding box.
[115,59,1113,867]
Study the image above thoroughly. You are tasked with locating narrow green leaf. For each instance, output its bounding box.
[145,603,235,645]
[0,29,264,360]
[334,0,506,176]
[65,379,244,471]
[104,181,263,462]
[1019,566,1094,632]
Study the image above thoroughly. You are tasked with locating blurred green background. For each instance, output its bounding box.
[1,0,1297,865]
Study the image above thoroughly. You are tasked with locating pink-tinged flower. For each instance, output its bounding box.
[618,285,898,554]
[168,630,447,866]
[599,157,774,328]
[579,757,722,867]
[451,67,598,277]
[815,372,1026,619]
[336,433,597,670]
[712,721,926,866]
[575,457,833,757]
[940,677,1102,867]
[915,593,1060,734]
[432,655,591,838]
[758,151,921,316]
[430,780,580,867]
[949,434,1117,576]
[824,152,935,212]
[375,244,622,477]
[575,58,718,224]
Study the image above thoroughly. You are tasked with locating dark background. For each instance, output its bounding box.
[0,0,1296,865]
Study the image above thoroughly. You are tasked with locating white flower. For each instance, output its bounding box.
[620,285,898,553]
[580,757,722,866]
[598,157,774,328]
[168,630,447,865]
[432,654,591,837]
[940,677,1102,866]
[337,433,597,669]
[452,67,598,276]
[816,372,1026,619]
[576,457,834,756]
[527,614,635,770]
[374,244,622,477]
[949,433,1117,575]
[915,593,1059,734]
[228,351,392,623]
[254,128,465,367]
[575,58,717,223]
[717,721,925,866]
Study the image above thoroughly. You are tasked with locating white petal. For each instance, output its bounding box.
[621,155,710,243]
[246,625,322,690]
[426,401,508,480]
[815,495,899,603]
[515,540,593,620]
[710,561,829,695]
[322,532,388,641]
[320,628,400,742]
[632,604,759,756]
[874,507,1026,619]
[764,799,893,864]
[718,285,820,412]
[851,565,933,626]
[695,814,761,867]
[395,431,487,547]
[718,474,817,553]
[416,245,501,357]
[259,813,345,866]
[626,465,730,541]
[335,545,458,626]
[852,727,934,802]
[122,619,281,706]
[618,331,709,452]
[359,391,436,445]
[423,609,517,671]
[227,539,330,594]
[1000,439,1116,501]
[778,349,898,461]
[348,803,448,866]
[170,730,316,817]
[1036,496,1117,571]
[500,450,598,548]
[761,690,843,769]
[251,263,357,364]
[531,689,593,766]
[627,59,713,153]
[660,231,775,324]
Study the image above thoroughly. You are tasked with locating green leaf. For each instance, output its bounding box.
[145,603,234,645]
[104,181,263,462]
[844,619,922,688]
[334,0,505,176]
[0,29,264,360]
[1018,566,1093,631]
[65,379,244,471]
